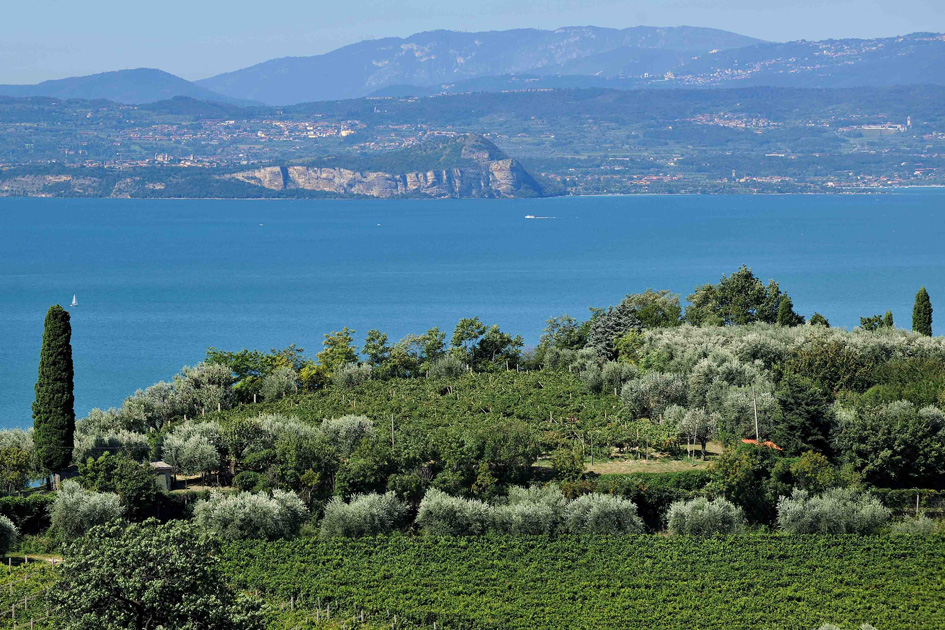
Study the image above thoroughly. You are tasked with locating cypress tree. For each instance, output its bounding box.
[883,310,894,329]
[913,287,933,336]
[777,296,804,327]
[32,305,75,474]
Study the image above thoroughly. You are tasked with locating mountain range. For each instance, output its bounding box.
[0,27,942,106]
[0,68,254,105]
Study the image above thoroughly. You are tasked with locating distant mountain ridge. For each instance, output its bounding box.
[0,69,254,105]
[196,26,764,105]
[2,28,943,106]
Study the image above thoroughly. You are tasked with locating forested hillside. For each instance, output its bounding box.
[3,266,945,629]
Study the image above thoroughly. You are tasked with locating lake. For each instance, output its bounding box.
[2,191,944,428]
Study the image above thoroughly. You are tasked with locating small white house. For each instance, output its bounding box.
[149,461,175,491]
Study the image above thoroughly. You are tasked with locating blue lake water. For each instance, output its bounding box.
[1,191,944,429]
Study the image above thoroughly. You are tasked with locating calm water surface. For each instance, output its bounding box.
[1,192,944,428]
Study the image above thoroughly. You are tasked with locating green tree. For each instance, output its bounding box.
[362,329,391,366]
[623,289,683,328]
[777,296,804,326]
[685,266,788,326]
[451,317,487,364]
[0,446,33,496]
[49,519,264,630]
[32,304,76,475]
[913,287,933,336]
[79,454,159,520]
[317,328,358,377]
[860,312,894,331]
[809,312,830,327]
[772,372,834,455]
[539,314,587,350]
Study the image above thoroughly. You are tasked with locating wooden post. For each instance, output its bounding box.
[391,415,395,448]
[752,387,760,443]
[917,493,921,516]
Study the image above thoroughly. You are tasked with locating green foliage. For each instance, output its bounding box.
[539,314,587,351]
[415,488,493,536]
[49,480,123,542]
[206,345,305,402]
[0,446,34,496]
[832,402,945,487]
[0,515,18,555]
[777,296,805,326]
[317,328,358,378]
[162,421,223,476]
[586,298,643,359]
[595,471,713,530]
[428,355,464,378]
[709,443,784,523]
[890,514,944,535]
[773,371,834,455]
[222,536,945,628]
[493,485,568,535]
[666,497,745,535]
[78,453,159,520]
[32,304,76,473]
[362,329,391,366]
[685,266,787,326]
[50,519,264,630]
[550,448,584,481]
[809,312,830,327]
[319,492,408,538]
[913,287,933,337]
[0,494,55,535]
[193,489,308,541]
[777,488,890,534]
[860,310,895,332]
[562,493,644,534]
[860,357,945,407]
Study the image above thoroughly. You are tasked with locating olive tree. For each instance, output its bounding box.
[49,479,123,542]
[415,488,493,536]
[193,489,308,541]
[563,493,644,534]
[320,492,408,538]
[666,497,745,536]
[776,488,890,534]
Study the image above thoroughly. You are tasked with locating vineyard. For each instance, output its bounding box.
[220,534,945,629]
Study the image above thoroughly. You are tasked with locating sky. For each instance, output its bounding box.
[1,0,943,84]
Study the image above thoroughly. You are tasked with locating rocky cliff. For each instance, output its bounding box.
[222,134,546,199]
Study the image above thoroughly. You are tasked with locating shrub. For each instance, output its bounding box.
[233,471,268,493]
[320,492,408,538]
[0,494,56,535]
[890,514,943,535]
[79,453,159,520]
[776,488,890,534]
[49,480,124,541]
[332,363,372,389]
[0,515,18,555]
[193,489,308,541]
[595,471,713,531]
[493,485,568,535]
[319,416,374,457]
[550,448,584,481]
[563,493,644,534]
[415,488,493,536]
[666,497,745,536]
[260,366,299,400]
[428,356,464,379]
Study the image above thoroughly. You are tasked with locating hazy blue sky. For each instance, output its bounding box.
[2,0,943,84]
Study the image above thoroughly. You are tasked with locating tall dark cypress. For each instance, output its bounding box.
[913,287,933,337]
[32,305,75,473]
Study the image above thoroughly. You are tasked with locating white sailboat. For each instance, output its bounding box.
[70,294,78,307]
